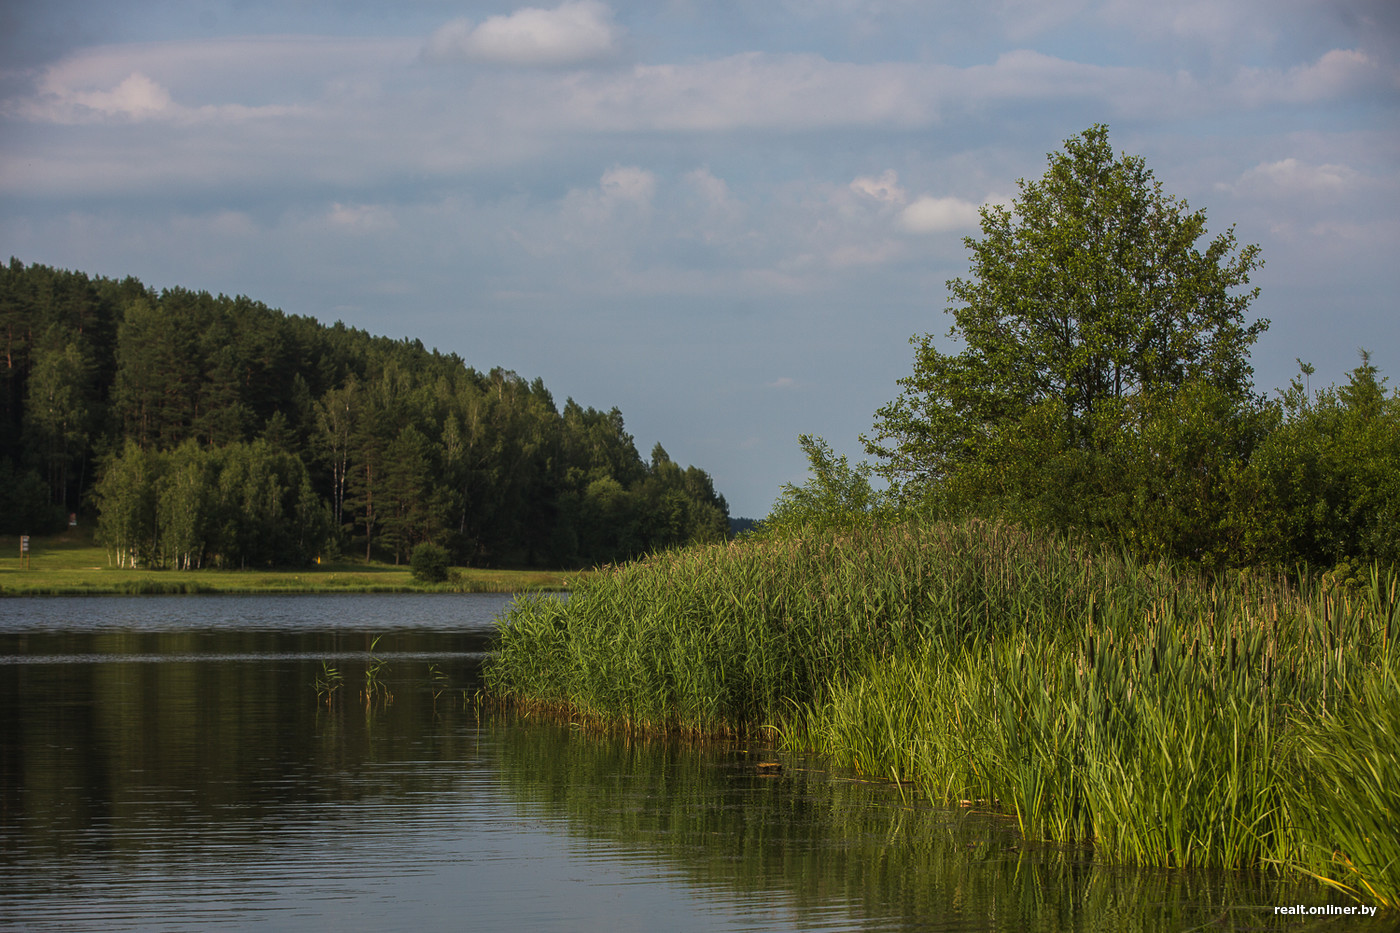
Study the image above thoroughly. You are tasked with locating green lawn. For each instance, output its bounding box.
[0,529,577,596]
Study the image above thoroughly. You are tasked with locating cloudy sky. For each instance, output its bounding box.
[2,0,1397,517]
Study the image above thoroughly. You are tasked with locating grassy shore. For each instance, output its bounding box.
[0,528,576,595]
[485,519,1399,910]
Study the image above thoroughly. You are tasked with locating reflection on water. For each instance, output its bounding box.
[0,596,1368,932]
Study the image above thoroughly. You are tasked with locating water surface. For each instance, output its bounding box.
[0,595,1369,931]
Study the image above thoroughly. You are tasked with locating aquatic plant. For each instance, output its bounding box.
[1286,661,1400,909]
[427,662,455,705]
[314,660,343,706]
[361,635,393,706]
[484,518,1399,906]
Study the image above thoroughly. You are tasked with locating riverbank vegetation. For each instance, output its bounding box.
[486,126,1399,910]
[0,260,729,569]
[488,520,1398,907]
[0,527,575,595]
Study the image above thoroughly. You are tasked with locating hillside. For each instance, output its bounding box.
[0,259,728,568]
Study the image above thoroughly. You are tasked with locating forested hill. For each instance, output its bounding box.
[0,259,729,568]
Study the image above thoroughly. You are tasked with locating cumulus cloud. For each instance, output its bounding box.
[899,195,983,233]
[1215,155,1397,250]
[69,72,171,119]
[425,1,621,66]
[685,168,736,209]
[1233,157,1363,196]
[598,164,656,203]
[849,169,906,204]
[6,70,173,123]
[682,167,745,237]
[1231,48,1391,105]
[553,164,657,239]
[0,37,385,126]
[3,26,1393,210]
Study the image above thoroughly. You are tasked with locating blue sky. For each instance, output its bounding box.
[2,0,1397,517]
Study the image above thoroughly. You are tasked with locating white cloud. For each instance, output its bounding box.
[1224,157,1367,200]
[1231,48,1391,105]
[598,164,656,203]
[328,202,399,234]
[899,196,983,233]
[562,54,940,131]
[552,165,657,249]
[682,168,746,237]
[684,168,737,211]
[69,72,171,119]
[850,169,906,205]
[425,1,621,66]
[963,49,1181,111]
[7,70,174,123]
[0,37,397,126]
[3,30,1394,214]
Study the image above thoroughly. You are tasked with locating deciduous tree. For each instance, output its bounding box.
[867,125,1267,547]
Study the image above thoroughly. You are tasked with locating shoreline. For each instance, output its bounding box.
[0,580,572,597]
[1,532,576,596]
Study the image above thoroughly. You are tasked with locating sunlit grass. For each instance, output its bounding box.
[485,518,1399,908]
[0,528,578,595]
[1285,662,1400,910]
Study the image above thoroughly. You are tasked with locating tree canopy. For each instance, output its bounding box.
[867,125,1266,499]
[863,126,1278,554]
[852,126,1400,571]
[1,258,730,568]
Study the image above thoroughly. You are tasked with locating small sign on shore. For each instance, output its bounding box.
[19,535,30,570]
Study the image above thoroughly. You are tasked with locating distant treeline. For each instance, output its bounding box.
[0,259,729,568]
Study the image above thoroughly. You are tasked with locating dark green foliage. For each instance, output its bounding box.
[860,128,1395,571]
[867,125,1265,502]
[0,457,66,534]
[2,258,729,568]
[410,541,450,583]
[1243,353,1400,568]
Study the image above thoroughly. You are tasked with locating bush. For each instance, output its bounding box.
[410,542,450,583]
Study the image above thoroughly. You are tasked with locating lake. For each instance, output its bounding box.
[0,594,1367,931]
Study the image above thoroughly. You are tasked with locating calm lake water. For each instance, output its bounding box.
[0,594,1373,932]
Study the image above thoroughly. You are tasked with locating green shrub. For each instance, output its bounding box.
[410,542,450,583]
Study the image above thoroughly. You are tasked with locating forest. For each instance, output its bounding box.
[0,259,730,569]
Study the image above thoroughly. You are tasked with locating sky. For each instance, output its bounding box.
[1,0,1397,518]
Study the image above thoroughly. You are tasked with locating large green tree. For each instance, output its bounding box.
[866,125,1267,546]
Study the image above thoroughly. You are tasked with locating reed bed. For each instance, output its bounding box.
[484,519,1399,907]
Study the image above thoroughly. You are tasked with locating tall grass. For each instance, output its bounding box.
[1286,661,1400,908]
[484,518,1399,906]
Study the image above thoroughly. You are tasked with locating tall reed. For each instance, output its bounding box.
[1285,661,1400,909]
[484,518,1398,905]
